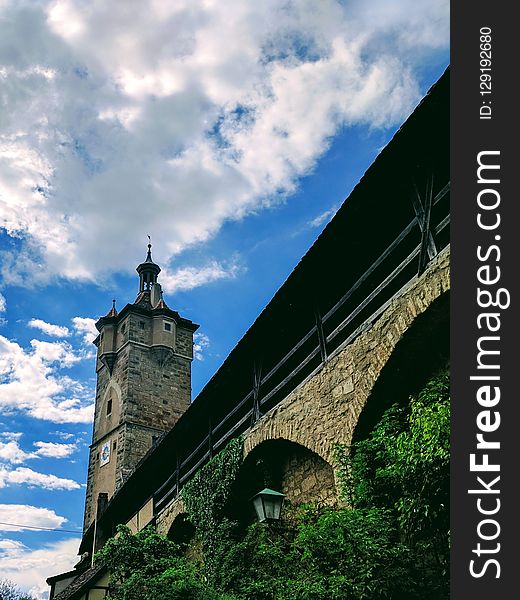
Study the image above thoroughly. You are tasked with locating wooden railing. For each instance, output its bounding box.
[153,179,450,514]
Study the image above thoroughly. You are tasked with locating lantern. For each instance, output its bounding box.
[251,488,285,522]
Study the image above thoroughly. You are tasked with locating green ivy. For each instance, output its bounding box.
[334,367,450,599]
[95,370,449,600]
[182,436,244,584]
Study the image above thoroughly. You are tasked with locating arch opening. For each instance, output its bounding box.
[353,290,449,445]
[227,438,336,526]
[167,513,196,549]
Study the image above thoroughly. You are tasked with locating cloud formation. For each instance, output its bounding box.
[0,335,94,423]
[0,0,448,286]
[0,466,81,490]
[0,440,36,464]
[0,536,80,600]
[71,316,98,345]
[0,504,67,532]
[28,319,71,337]
[0,439,77,463]
[33,441,77,458]
[193,332,210,361]
[161,258,244,293]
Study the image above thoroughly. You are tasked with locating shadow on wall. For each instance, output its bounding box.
[226,438,336,527]
[167,513,196,548]
[353,290,450,445]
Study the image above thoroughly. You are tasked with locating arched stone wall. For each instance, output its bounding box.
[353,291,449,443]
[167,512,196,547]
[156,495,185,536]
[243,247,450,467]
[157,248,449,534]
[227,438,336,525]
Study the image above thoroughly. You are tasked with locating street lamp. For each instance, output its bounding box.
[251,488,285,522]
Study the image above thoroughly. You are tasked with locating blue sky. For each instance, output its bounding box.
[0,1,448,596]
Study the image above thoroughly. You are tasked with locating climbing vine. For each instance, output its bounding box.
[95,371,449,599]
[182,436,244,583]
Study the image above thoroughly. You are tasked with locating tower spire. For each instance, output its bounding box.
[105,298,118,318]
[136,237,161,292]
[146,235,153,262]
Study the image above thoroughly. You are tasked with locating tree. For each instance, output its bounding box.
[339,367,450,599]
[0,579,36,600]
[95,525,224,600]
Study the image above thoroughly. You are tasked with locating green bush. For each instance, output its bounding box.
[97,369,449,600]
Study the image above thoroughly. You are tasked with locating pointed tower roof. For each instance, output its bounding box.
[105,299,118,318]
[136,237,161,293]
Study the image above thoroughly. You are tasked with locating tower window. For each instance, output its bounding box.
[107,398,113,416]
[139,321,145,330]
[164,322,172,332]
[121,323,126,334]
[112,440,117,451]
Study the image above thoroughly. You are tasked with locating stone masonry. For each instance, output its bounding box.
[83,248,198,532]
[156,247,449,536]
[243,247,450,467]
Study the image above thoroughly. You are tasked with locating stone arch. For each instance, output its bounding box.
[352,289,449,444]
[244,410,332,467]
[228,438,336,526]
[103,380,122,420]
[94,380,123,440]
[243,249,449,469]
[167,512,196,548]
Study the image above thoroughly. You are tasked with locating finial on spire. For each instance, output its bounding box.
[146,235,152,261]
[106,298,118,318]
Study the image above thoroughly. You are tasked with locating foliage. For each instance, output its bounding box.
[0,579,36,600]
[217,506,411,600]
[96,370,449,600]
[95,525,224,599]
[182,437,244,584]
[335,367,450,598]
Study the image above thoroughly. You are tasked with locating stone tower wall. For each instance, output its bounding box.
[83,308,194,531]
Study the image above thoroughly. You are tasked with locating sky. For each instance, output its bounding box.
[0,0,449,597]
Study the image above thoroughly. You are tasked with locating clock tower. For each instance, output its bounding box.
[83,244,198,531]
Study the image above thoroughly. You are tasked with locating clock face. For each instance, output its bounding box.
[100,441,111,466]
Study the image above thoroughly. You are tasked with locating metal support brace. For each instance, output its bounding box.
[175,454,180,497]
[251,361,262,425]
[208,416,213,459]
[315,309,328,363]
[413,175,437,274]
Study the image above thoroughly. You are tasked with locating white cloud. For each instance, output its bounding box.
[0,431,23,441]
[0,536,80,600]
[0,466,81,490]
[309,207,338,229]
[28,318,70,337]
[0,0,448,286]
[0,294,6,313]
[0,539,27,551]
[193,332,210,361]
[0,440,36,464]
[34,441,77,458]
[0,504,67,532]
[0,438,77,463]
[71,316,98,344]
[50,431,75,440]
[161,258,244,293]
[0,335,94,423]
